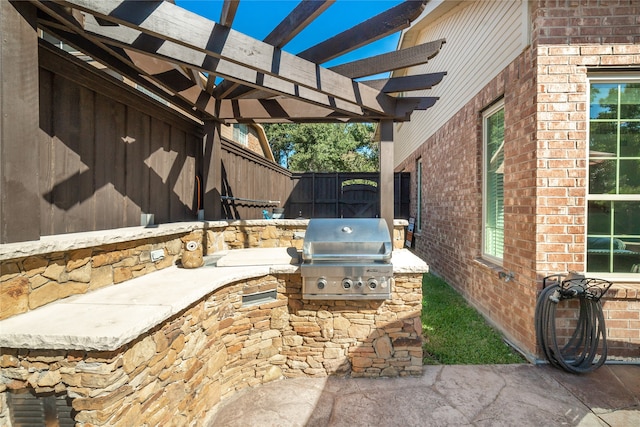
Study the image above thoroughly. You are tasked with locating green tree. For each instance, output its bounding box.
[264,123,379,172]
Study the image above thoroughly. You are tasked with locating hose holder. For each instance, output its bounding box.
[543,275,612,303]
[536,273,613,374]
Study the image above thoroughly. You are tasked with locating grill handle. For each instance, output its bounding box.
[303,253,392,262]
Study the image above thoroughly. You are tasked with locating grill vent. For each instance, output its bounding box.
[7,390,74,427]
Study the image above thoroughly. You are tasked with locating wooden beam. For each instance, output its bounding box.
[297,0,427,64]
[81,18,365,117]
[214,96,442,123]
[202,121,222,219]
[35,6,214,120]
[264,0,334,48]
[362,72,447,93]
[55,0,398,117]
[213,0,334,99]
[214,98,349,121]
[379,120,394,236]
[329,39,446,79]
[394,97,439,121]
[205,72,216,94]
[0,1,41,243]
[219,0,239,27]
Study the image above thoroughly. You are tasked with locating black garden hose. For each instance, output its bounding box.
[535,275,612,374]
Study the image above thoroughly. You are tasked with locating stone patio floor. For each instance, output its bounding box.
[205,364,640,426]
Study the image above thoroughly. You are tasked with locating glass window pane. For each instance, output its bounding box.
[587,201,611,234]
[613,251,640,273]
[620,83,640,119]
[589,121,617,156]
[620,121,640,157]
[587,80,640,274]
[590,83,618,119]
[614,201,640,235]
[619,159,640,194]
[587,236,612,273]
[484,106,504,259]
[589,159,617,194]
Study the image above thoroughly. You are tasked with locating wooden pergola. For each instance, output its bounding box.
[3,0,446,238]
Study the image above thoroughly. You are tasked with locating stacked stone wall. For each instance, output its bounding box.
[206,222,406,253]
[0,234,186,321]
[1,222,406,321]
[0,271,423,426]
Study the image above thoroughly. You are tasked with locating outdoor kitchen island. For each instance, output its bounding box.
[0,244,428,426]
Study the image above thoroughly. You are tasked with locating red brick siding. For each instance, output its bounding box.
[397,47,539,354]
[534,0,640,45]
[396,1,640,359]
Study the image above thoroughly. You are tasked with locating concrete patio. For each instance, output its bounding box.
[205,364,640,426]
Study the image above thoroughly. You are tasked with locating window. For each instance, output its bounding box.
[416,158,422,233]
[587,78,640,274]
[233,124,249,146]
[483,102,505,262]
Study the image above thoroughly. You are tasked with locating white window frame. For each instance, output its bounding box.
[482,100,505,265]
[586,73,640,279]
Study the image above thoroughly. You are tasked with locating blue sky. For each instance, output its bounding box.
[176,0,404,72]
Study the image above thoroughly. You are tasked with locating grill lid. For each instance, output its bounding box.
[302,218,392,262]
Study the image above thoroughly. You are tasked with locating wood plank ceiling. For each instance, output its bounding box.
[32,0,447,124]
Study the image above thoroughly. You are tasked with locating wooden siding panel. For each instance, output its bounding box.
[124,108,151,225]
[74,85,97,232]
[49,75,96,233]
[36,46,204,235]
[0,1,40,243]
[147,118,172,224]
[394,0,526,166]
[183,133,198,216]
[34,46,292,232]
[169,127,188,221]
[39,68,55,236]
[94,93,126,230]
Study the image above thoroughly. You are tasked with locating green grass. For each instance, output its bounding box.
[421,274,525,365]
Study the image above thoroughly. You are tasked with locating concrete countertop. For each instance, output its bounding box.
[0,248,427,352]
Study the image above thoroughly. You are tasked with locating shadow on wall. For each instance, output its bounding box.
[38,50,201,234]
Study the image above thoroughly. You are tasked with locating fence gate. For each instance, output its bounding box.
[286,172,409,219]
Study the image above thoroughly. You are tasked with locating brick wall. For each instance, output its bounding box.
[395,0,640,359]
[534,0,640,357]
[534,0,640,45]
[397,47,539,355]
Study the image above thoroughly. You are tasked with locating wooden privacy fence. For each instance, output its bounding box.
[36,40,409,230]
[285,172,410,219]
[38,43,202,236]
[220,140,293,220]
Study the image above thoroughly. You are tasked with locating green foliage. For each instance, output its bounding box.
[264,123,378,172]
[421,274,525,365]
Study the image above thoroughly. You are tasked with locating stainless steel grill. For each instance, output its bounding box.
[301,218,393,300]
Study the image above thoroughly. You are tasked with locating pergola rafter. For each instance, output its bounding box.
[32,0,446,124]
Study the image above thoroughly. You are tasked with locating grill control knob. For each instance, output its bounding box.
[317,278,327,290]
[367,278,378,289]
[342,278,353,289]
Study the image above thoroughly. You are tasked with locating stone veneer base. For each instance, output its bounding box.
[0,247,427,426]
